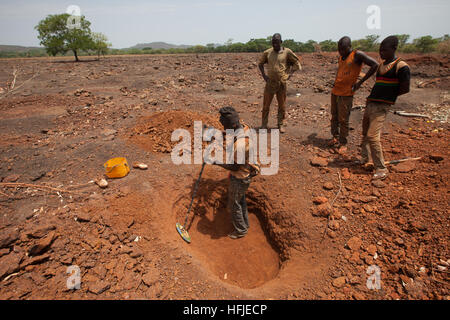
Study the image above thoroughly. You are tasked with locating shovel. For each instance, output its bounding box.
[176,162,206,243]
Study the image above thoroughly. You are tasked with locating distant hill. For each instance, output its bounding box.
[0,45,43,52]
[129,42,192,50]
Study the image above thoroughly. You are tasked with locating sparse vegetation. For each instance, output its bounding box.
[1,33,449,59]
[91,32,111,60]
[34,14,110,61]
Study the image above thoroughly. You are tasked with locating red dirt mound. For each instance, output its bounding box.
[128,110,222,153]
[404,55,449,67]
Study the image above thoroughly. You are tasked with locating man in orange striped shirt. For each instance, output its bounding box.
[330,36,378,152]
[362,36,411,180]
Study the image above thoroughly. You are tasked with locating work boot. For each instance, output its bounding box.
[228,230,246,239]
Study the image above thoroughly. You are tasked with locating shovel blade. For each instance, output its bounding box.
[176,223,191,243]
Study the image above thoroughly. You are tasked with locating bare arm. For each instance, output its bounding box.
[259,63,268,82]
[287,50,301,80]
[352,51,379,92]
[258,51,269,82]
[287,65,297,80]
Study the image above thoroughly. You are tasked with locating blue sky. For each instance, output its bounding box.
[0,0,449,48]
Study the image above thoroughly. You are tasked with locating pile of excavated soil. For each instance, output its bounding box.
[128,110,222,153]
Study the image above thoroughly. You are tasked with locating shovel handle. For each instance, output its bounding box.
[183,162,206,227]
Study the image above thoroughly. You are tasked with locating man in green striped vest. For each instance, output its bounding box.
[361,36,411,180]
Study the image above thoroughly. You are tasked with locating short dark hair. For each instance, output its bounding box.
[338,36,351,47]
[219,106,240,127]
[272,33,282,42]
[381,36,399,49]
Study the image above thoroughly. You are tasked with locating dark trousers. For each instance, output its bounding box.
[228,175,251,235]
[330,94,353,145]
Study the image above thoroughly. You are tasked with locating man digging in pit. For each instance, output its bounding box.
[359,36,411,180]
[258,33,302,133]
[329,36,378,153]
[206,107,261,239]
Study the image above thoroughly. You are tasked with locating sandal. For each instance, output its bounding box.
[228,231,246,239]
[373,170,388,180]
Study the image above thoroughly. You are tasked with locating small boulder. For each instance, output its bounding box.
[429,154,443,163]
[76,211,91,222]
[310,157,328,167]
[391,161,416,173]
[0,229,19,249]
[323,182,334,190]
[313,196,328,205]
[332,276,346,288]
[0,252,23,280]
[341,168,351,180]
[142,266,160,286]
[3,174,20,183]
[346,236,362,251]
[312,203,332,217]
[88,279,111,295]
[28,231,57,257]
[366,244,377,256]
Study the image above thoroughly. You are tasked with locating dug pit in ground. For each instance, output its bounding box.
[122,109,336,296]
[155,163,310,291]
[173,175,282,289]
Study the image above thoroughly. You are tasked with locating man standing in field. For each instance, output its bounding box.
[361,36,411,180]
[330,36,378,152]
[258,33,302,133]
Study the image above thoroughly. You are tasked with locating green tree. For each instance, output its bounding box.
[245,38,271,52]
[192,45,208,53]
[365,34,380,51]
[229,42,245,52]
[206,43,215,52]
[437,34,450,53]
[413,35,439,53]
[35,13,94,61]
[225,38,233,46]
[319,39,337,52]
[353,35,380,51]
[283,39,300,52]
[297,40,316,53]
[400,43,418,53]
[394,34,410,49]
[91,32,110,59]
